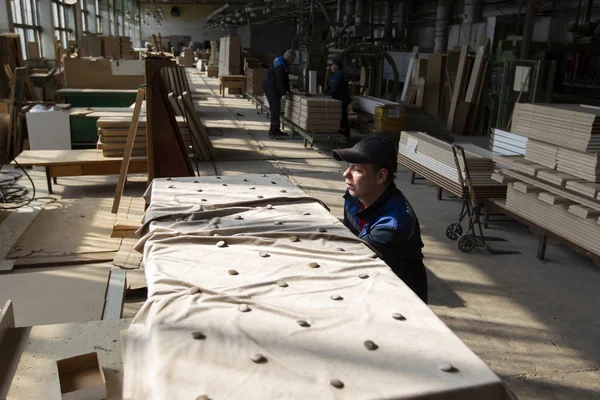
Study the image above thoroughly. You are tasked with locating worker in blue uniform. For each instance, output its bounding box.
[262,49,296,139]
[324,59,351,137]
[332,136,428,303]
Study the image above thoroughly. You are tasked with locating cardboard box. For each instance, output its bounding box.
[102,37,121,59]
[374,115,405,133]
[82,36,103,57]
[374,105,404,120]
[57,352,106,400]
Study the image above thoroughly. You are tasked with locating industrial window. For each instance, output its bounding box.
[52,0,74,49]
[10,0,43,60]
[80,0,89,33]
[94,0,102,33]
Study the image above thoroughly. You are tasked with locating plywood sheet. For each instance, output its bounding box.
[0,266,110,327]
[424,54,446,117]
[8,198,121,258]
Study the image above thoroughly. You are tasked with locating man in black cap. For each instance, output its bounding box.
[332,136,428,303]
[324,59,351,137]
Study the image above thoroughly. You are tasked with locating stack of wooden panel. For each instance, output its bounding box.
[397,131,506,198]
[493,169,600,258]
[96,116,191,157]
[489,128,527,156]
[284,95,341,133]
[512,103,600,152]
[245,68,267,96]
[524,139,558,169]
[556,147,600,183]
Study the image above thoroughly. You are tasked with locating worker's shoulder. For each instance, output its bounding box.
[376,189,417,224]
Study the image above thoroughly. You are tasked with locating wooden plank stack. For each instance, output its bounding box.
[512,103,600,152]
[498,178,600,258]
[96,116,191,157]
[245,68,267,96]
[284,95,341,133]
[397,131,506,198]
[524,139,558,169]
[493,102,600,258]
[490,128,528,156]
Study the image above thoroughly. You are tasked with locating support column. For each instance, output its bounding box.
[519,0,534,59]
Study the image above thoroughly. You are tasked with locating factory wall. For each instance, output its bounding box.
[140,4,222,46]
[236,23,297,58]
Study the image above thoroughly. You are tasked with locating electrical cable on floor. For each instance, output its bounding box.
[0,144,57,210]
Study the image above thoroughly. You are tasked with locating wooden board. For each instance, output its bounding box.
[446,45,468,129]
[465,44,486,103]
[0,205,42,266]
[13,149,146,167]
[8,198,121,258]
[0,266,111,327]
[112,88,145,214]
[424,54,446,117]
[102,269,127,320]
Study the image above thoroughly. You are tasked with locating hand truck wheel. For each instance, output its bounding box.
[445,223,463,240]
[457,235,476,253]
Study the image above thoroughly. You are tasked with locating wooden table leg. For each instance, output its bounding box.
[537,233,547,261]
[53,177,57,185]
[45,167,53,194]
[410,172,416,184]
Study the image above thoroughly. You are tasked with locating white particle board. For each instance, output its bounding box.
[25,111,71,151]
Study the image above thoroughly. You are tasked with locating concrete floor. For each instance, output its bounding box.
[8,72,600,399]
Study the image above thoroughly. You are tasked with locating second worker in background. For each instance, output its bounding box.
[262,49,296,139]
[324,59,351,138]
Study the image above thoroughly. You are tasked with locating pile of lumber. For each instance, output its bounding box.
[511,104,600,183]
[491,102,600,258]
[512,104,600,152]
[402,57,427,107]
[494,171,600,258]
[397,131,506,198]
[283,95,341,133]
[96,116,191,157]
[489,128,528,156]
[245,68,267,96]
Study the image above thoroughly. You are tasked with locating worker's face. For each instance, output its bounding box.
[343,163,387,199]
[286,55,296,64]
[331,64,339,73]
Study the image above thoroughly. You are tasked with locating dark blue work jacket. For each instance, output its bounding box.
[343,184,428,302]
[262,56,290,98]
[324,70,351,105]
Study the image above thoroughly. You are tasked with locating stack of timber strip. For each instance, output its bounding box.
[511,103,600,152]
[556,147,600,182]
[490,128,528,155]
[524,139,559,169]
[97,116,191,157]
[501,180,600,258]
[284,95,341,133]
[246,68,267,96]
[397,131,506,198]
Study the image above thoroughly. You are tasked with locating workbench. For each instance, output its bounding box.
[13,150,147,194]
[124,174,516,400]
[218,75,245,97]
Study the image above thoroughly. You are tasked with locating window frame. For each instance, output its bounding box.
[10,0,43,59]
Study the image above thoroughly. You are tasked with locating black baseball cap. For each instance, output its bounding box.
[332,136,397,173]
